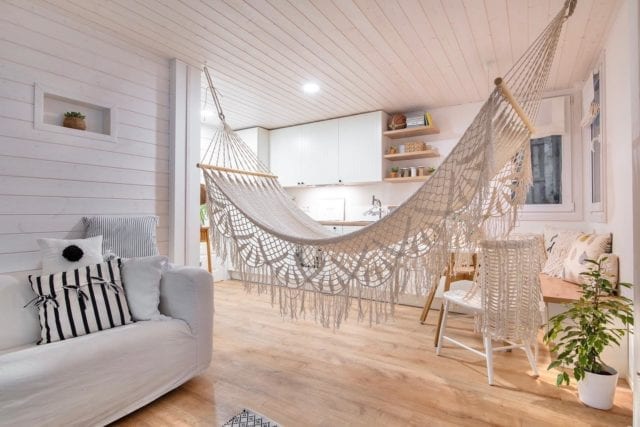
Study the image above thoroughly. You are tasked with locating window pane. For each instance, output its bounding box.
[526,135,562,204]
[591,139,601,203]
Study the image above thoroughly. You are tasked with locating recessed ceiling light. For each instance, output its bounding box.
[302,82,320,94]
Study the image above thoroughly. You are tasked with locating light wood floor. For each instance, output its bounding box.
[115,280,632,426]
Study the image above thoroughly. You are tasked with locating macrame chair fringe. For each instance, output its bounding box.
[199,0,577,329]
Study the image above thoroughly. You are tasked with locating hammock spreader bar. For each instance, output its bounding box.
[197,162,278,180]
[494,77,536,135]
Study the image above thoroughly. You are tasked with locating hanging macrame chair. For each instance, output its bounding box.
[199,0,577,328]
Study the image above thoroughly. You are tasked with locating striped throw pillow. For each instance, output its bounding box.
[28,259,133,344]
[83,216,159,258]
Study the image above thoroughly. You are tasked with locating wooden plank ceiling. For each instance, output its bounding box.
[42,0,619,130]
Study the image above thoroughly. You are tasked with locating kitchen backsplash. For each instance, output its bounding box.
[288,181,423,222]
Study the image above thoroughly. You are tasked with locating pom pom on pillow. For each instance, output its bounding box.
[37,236,104,275]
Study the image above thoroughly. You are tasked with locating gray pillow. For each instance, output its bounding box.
[120,256,169,321]
[83,216,159,258]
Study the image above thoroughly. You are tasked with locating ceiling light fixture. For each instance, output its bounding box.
[302,82,320,94]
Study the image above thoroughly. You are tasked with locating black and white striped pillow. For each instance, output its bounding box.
[28,259,133,344]
[83,216,159,258]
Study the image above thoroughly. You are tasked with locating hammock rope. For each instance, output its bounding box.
[199,0,577,328]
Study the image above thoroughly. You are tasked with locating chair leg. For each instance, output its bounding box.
[435,299,450,356]
[523,342,539,377]
[483,335,494,386]
[433,274,453,346]
[420,285,438,324]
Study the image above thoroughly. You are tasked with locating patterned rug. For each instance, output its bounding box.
[222,409,279,427]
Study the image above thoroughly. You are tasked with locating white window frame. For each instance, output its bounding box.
[519,95,580,221]
[584,58,607,223]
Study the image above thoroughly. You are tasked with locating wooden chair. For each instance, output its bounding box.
[420,252,477,346]
[436,239,542,385]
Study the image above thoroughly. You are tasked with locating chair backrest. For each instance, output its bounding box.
[479,238,542,343]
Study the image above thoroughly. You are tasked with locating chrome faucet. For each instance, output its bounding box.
[364,195,384,220]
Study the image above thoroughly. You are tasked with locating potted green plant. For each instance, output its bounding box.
[543,258,633,410]
[390,166,399,178]
[63,111,86,130]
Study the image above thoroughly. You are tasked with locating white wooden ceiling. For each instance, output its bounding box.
[42,0,620,130]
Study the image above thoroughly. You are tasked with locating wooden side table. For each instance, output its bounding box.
[200,227,212,273]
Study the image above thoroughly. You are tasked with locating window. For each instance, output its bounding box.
[583,62,606,222]
[526,135,563,205]
[519,95,578,220]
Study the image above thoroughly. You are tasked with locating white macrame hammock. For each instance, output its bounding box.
[199,0,577,328]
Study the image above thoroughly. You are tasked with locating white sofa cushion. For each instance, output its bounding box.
[0,319,197,427]
[28,259,133,344]
[0,276,40,351]
[121,256,169,321]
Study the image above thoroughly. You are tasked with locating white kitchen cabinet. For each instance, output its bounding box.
[234,127,270,167]
[299,120,339,185]
[269,111,387,187]
[269,126,300,187]
[338,111,384,184]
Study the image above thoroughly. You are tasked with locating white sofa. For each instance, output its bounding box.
[0,266,213,427]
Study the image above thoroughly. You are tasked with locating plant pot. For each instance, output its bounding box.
[63,117,86,130]
[390,172,398,178]
[577,366,618,410]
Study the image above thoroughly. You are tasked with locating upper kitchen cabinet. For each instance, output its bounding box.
[269,126,301,187]
[269,111,387,187]
[234,127,270,167]
[299,120,340,185]
[338,111,385,184]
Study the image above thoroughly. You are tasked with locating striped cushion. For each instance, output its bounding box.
[83,216,159,258]
[28,259,133,344]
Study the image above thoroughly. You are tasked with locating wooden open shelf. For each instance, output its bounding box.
[383,125,440,139]
[383,149,439,161]
[384,175,431,183]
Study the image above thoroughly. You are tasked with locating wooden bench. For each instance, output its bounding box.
[540,273,582,303]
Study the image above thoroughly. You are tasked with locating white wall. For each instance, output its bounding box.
[577,0,635,381]
[0,2,171,276]
[630,0,640,416]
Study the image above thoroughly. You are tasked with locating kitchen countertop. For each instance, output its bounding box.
[319,220,376,226]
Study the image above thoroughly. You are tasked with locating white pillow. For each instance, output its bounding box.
[541,228,584,278]
[37,236,104,275]
[120,256,169,321]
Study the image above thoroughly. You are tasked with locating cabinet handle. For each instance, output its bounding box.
[338,179,342,183]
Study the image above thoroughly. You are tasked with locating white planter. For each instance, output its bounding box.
[577,366,619,410]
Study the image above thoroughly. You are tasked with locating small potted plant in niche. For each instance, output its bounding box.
[390,166,399,178]
[543,258,633,410]
[63,111,86,130]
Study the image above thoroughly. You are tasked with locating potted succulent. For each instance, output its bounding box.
[390,166,399,178]
[543,258,633,410]
[63,111,86,130]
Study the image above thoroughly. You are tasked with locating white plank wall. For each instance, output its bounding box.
[0,1,171,276]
